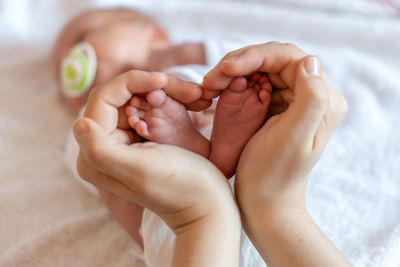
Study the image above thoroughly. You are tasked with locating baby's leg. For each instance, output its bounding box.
[98,189,144,248]
[126,90,210,157]
[209,73,272,178]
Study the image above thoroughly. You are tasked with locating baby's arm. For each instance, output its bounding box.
[147,43,206,71]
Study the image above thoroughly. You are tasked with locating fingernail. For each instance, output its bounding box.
[73,119,88,142]
[150,71,165,76]
[150,72,168,82]
[304,56,320,76]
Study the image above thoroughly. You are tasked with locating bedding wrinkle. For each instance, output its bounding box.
[1,0,399,266]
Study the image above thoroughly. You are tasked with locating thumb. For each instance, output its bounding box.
[73,117,117,168]
[281,56,329,147]
[73,117,156,187]
[73,118,144,203]
[73,117,106,146]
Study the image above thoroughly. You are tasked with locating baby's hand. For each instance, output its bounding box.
[147,43,205,72]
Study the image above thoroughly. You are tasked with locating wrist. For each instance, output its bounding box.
[164,170,240,235]
[235,171,310,218]
[240,194,307,231]
[173,198,241,267]
[240,204,351,267]
[173,196,241,235]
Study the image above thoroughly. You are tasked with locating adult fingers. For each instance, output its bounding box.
[73,117,172,196]
[74,117,175,210]
[162,74,209,111]
[201,46,252,92]
[76,152,140,202]
[74,118,144,178]
[203,42,306,91]
[164,74,204,104]
[313,72,348,150]
[277,56,329,149]
[85,71,207,132]
[74,118,142,201]
[85,71,168,133]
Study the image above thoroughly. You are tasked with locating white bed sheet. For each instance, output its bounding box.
[1,0,399,266]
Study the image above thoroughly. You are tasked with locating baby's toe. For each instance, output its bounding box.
[127,114,140,129]
[259,75,269,84]
[126,105,148,130]
[134,120,149,137]
[126,106,137,117]
[126,105,146,120]
[228,77,247,92]
[259,89,271,105]
[126,106,140,127]
[250,72,262,81]
[130,96,152,111]
[262,82,273,93]
[146,89,167,108]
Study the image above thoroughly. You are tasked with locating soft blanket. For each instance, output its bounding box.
[1,0,399,266]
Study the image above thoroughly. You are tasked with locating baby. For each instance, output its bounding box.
[53,7,286,266]
[58,8,350,267]
[52,8,206,113]
[54,7,271,177]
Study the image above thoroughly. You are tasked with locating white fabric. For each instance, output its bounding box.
[141,181,265,267]
[1,0,400,266]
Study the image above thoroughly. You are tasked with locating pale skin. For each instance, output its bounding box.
[74,71,240,267]
[203,42,351,266]
[52,8,212,249]
[73,42,352,266]
[125,73,272,177]
[52,8,207,113]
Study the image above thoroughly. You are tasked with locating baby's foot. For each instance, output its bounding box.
[209,73,272,178]
[126,90,210,157]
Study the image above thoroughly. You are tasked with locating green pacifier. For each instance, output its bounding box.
[60,42,97,98]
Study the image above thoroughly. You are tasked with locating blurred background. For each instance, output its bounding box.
[0,1,399,266]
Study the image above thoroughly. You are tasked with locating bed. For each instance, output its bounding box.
[1,0,399,266]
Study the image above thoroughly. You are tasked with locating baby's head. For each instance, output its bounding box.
[53,8,170,112]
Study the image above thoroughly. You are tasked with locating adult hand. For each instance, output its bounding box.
[204,42,350,267]
[74,70,240,266]
[203,42,347,207]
